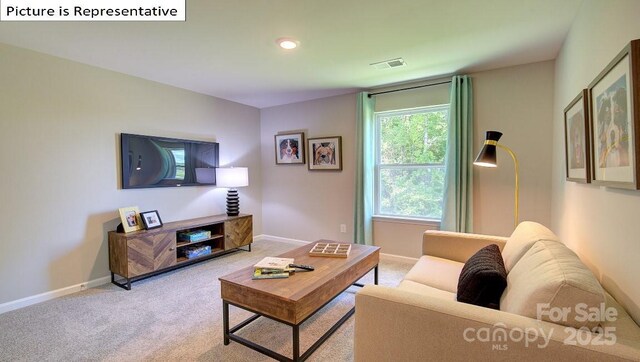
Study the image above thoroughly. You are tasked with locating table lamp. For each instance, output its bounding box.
[215,167,249,216]
[473,131,519,228]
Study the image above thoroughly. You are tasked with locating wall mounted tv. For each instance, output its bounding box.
[121,133,219,189]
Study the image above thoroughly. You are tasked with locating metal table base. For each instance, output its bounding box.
[222,265,378,361]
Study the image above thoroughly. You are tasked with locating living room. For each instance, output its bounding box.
[1,0,639,360]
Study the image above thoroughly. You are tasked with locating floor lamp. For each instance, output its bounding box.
[216,167,249,216]
[473,131,519,228]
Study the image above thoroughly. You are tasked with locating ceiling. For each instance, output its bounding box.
[0,0,583,109]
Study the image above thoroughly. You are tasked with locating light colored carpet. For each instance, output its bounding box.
[0,239,414,361]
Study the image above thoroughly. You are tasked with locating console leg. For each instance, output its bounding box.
[111,273,133,291]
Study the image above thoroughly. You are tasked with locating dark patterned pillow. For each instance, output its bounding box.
[457,244,507,309]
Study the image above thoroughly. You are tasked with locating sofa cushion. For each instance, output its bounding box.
[398,280,456,301]
[502,221,559,272]
[403,255,464,293]
[457,244,507,309]
[500,240,606,330]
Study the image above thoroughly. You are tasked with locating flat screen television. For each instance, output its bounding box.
[121,133,219,189]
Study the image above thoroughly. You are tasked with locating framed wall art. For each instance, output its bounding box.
[588,39,640,189]
[274,132,305,165]
[118,206,142,233]
[140,210,163,230]
[308,136,342,171]
[564,89,591,183]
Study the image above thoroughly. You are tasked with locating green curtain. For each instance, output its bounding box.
[354,92,376,245]
[441,75,473,232]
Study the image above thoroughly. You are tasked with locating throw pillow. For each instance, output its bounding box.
[500,240,605,330]
[501,221,559,273]
[457,244,507,309]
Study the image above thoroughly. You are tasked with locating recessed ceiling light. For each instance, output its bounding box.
[277,38,299,50]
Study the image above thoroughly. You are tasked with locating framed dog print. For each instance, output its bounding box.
[308,136,342,171]
[118,206,142,233]
[275,133,305,165]
[564,90,591,183]
[588,39,640,189]
[140,210,163,230]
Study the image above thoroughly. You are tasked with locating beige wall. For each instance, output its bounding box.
[473,61,555,236]
[551,0,640,324]
[260,94,357,242]
[373,218,439,257]
[0,43,261,306]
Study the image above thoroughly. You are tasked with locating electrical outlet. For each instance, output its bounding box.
[340,224,347,233]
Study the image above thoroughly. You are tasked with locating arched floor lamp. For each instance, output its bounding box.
[473,131,519,228]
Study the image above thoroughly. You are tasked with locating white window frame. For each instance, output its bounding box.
[373,104,449,221]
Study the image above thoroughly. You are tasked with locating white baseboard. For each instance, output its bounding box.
[254,234,310,245]
[0,276,111,315]
[380,252,419,263]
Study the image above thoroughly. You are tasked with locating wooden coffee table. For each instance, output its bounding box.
[219,241,380,361]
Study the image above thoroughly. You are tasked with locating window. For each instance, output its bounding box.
[374,105,449,220]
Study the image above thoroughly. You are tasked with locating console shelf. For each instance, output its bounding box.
[176,247,224,263]
[108,214,252,290]
[176,234,224,248]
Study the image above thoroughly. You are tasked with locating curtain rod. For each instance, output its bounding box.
[367,80,453,98]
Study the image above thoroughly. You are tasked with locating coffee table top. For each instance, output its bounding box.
[219,241,380,324]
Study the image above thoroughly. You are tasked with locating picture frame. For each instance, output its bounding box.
[308,136,343,171]
[564,89,591,183]
[588,39,640,189]
[118,206,142,233]
[274,132,305,165]
[140,210,163,230]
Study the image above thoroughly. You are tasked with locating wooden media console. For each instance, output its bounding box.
[108,214,252,290]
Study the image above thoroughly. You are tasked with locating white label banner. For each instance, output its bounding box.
[0,0,186,21]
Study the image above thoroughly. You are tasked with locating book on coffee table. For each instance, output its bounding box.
[252,268,290,280]
[254,257,294,270]
[257,267,294,274]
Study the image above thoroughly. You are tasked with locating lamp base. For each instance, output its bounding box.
[226,189,240,216]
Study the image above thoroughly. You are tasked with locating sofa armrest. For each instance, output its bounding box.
[423,230,508,263]
[354,285,640,362]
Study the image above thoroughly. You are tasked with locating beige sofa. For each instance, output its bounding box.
[354,222,640,361]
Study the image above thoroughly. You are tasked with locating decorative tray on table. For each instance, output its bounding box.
[309,242,351,258]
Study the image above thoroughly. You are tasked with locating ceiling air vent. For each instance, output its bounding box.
[370,58,406,69]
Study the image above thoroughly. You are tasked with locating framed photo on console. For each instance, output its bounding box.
[274,132,305,165]
[308,136,342,171]
[588,39,640,189]
[140,210,163,230]
[564,90,591,183]
[118,206,142,233]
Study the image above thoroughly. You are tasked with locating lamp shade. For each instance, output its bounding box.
[473,131,503,167]
[472,130,520,228]
[216,167,249,188]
